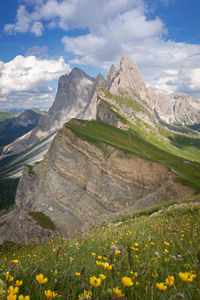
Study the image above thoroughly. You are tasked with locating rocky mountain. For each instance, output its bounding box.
[149,86,200,129]
[0,109,42,146]
[1,57,200,243]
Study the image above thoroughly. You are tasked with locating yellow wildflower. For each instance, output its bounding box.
[164,241,170,246]
[18,296,30,300]
[96,261,102,266]
[75,272,81,277]
[44,290,58,298]
[115,250,121,255]
[113,287,124,298]
[11,259,19,264]
[78,290,92,300]
[15,280,22,287]
[36,274,48,284]
[7,295,17,300]
[156,282,167,291]
[99,274,106,280]
[90,276,101,288]
[134,242,139,247]
[152,271,158,278]
[91,252,96,257]
[179,272,195,283]
[164,248,169,254]
[97,256,102,259]
[7,286,19,295]
[101,262,112,271]
[165,275,174,287]
[4,273,13,283]
[122,276,133,287]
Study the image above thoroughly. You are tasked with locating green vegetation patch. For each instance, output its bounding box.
[0,111,16,122]
[31,108,47,115]
[28,211,57,231]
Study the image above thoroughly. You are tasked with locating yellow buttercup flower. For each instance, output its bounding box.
[15,280,22,287]
[156,282,167,291]
[44,290,58,298]
[165,275,174,287]
[164,248,169,254]
[113,287,124,298]
[96,261,102,266]
[179,272,194,283]
[115,250,121,255]
[75,272,81,277]
[7,286,19,295]
[36,274,48,284]
[122,276,133,287]
[90,276,101,288]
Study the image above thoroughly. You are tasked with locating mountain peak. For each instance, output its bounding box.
[107,64,117,82]
[109,57,151,107]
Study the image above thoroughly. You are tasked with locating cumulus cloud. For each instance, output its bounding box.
[4,0,200,96]
[0,55,70,109]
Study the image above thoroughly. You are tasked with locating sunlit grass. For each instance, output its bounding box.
[0,198,199,299]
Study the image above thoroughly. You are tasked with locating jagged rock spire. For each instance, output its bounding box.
[107,64,117,82]
[109,56,151,107]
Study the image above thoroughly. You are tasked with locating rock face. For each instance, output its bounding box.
[149,86,200,127]
[3,123,192,242]
[110,57,152,108]
[4,68,95,154]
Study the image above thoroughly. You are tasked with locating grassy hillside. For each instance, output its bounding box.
[67,120,200,191]
[0,195,199,299]
[0,111,16,122]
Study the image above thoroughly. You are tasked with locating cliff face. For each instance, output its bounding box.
[149,86,200,127]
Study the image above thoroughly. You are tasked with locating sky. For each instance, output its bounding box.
[0,0,200,111]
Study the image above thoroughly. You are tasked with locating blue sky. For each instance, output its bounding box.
[0,0,199,111]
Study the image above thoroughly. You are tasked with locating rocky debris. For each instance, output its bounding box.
[149,86,200,127]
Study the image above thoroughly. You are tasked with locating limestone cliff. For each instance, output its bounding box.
[149,86,200,128]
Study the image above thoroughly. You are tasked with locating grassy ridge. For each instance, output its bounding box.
[0,111,16,123]
[67,120,200,191]
[0,197,199,299]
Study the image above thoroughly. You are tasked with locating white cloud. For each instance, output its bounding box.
[31,21,44,36]
[0,55,70,109]
[3,0,200,97]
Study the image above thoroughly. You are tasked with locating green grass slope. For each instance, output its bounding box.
[0,111,16,122]
[0,196,199,299]
[67,120,200,191]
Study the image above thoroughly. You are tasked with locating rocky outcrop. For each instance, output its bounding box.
[110,57,152,108]
[149,86,200,127]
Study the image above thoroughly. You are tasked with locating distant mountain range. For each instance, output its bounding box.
[0,109,46,147]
